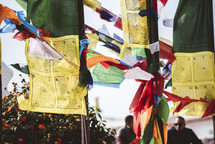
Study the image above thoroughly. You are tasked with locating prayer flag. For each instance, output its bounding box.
[172,0,215,116]
[27,0,79,37]
[17,0,88,115]
[120,0,149,59]
[18,36,88,115]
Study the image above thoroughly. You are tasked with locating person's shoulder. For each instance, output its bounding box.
[117,127,127,135]
[168,127,176,132]
[183,127,194,132]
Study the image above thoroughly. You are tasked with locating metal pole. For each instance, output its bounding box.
[77,0,90,144]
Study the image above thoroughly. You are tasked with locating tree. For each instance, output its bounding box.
[2,75,115,144]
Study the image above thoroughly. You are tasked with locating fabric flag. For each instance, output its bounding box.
[120,0,149,59]
[172,0,215,116]
[17,0,88,115]
[201,99,215,118]
[18,35,88,115]
[156,96,169,125]
[84,0,101,11]
[100,61,130,70]
[160,0,168,6]
[86,33,100,49]
[0,18,16,33]
[114,16,122,30]
[86,49,125,88]
[11,63,29,74]
[97,7,117,22]
[26,0,79,37]
[113,33,124,44]
[97,24,111,38]
[149,41,159,54]
[91,63,125,86]
[15,0,27,10]
[139,8,155,17]
[124,67,154,81]
[159,37,175,63]
[0,6,22,25]
[29,38,63,60]
[87,49,120,68]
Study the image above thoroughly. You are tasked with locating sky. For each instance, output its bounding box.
[0,0,179,121]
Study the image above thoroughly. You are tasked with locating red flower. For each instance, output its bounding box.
[57,138,61,144]
[17,109,22,113]
[18,138,24,142]
[3,124,10,129]
[2,118,6,123]
[20,117,27,122]
[7,107,12,112]
[38,124,46,129]
[24,94,29,98]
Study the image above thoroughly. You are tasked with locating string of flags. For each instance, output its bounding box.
[1,0,215,143]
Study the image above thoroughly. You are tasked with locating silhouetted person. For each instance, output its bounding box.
[116,115,136,144]
[168,116,202,144]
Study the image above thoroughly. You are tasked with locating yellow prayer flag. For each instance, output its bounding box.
[120,0,149,59]
[171,52,215,116]
[18,35,88,115]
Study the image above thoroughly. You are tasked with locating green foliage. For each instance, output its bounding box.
[2,76,115,144]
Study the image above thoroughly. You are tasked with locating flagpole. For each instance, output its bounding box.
[212,0,215,141]
[146,0,159,67]
[77,0,90,144]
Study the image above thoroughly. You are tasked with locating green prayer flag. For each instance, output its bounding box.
[157,96,169,125]
[27,0,79,37]
[92,63,124,84]
[141,117,154,144]
[172,0,215,116]
[164,78,172,89]
[16,0,27,10]
[149,137,155,144]
[11,64,29,74]
[173,0,213,53]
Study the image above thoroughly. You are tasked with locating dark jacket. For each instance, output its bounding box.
[167,127,202,144]
[116,127,136,144]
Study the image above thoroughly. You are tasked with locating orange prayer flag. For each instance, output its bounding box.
[152,119,158,139]
[163,123,168,144]
[0,6,21,25]
[87,55,120,68]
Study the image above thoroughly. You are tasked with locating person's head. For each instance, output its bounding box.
[174,116,186,131]
[125,115,133,129]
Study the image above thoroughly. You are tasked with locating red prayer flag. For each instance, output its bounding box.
[163,91,205,114]
[100,61,130,70]
[159,40,175,63]
[160,0,168,6]
[114,16,122,30]
[202,99,215,118]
